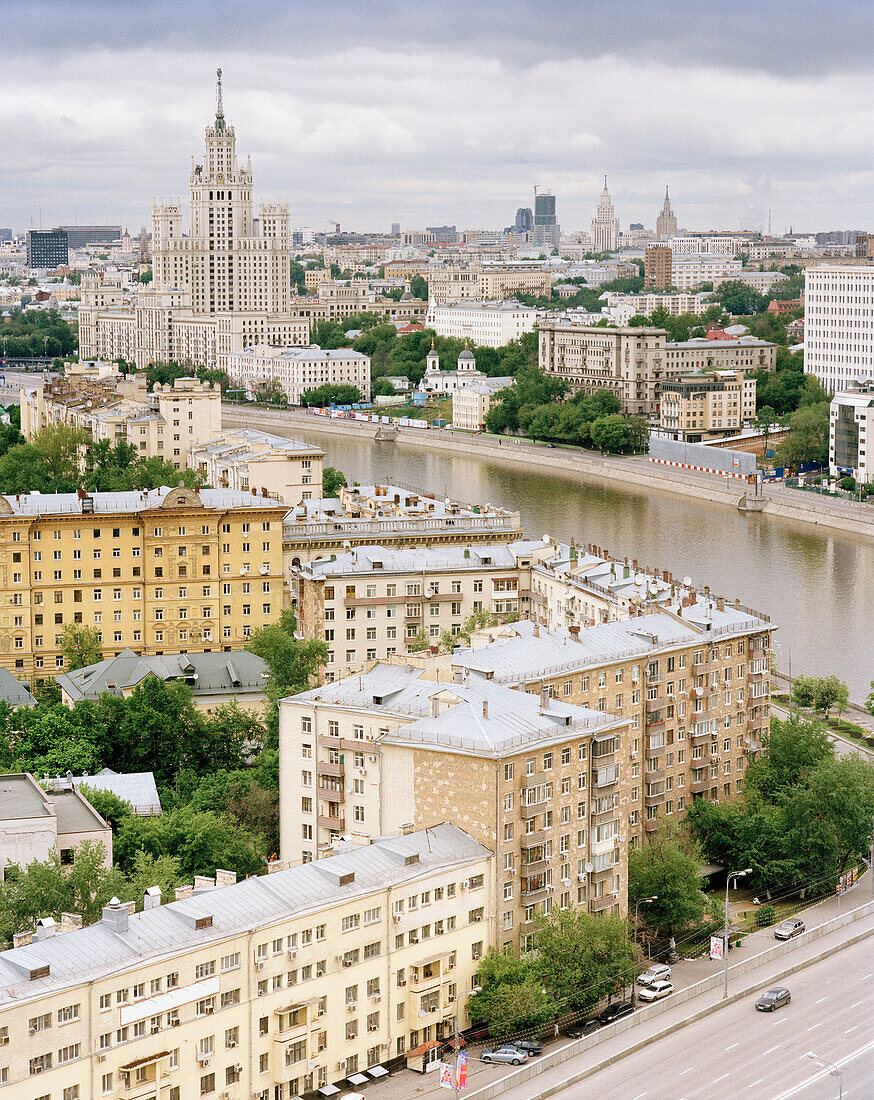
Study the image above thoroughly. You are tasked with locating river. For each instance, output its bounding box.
[245,419,874,699]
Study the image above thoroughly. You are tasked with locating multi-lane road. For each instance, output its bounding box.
[509,936,874,1100]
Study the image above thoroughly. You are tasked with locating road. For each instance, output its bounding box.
[518,936,874,1100]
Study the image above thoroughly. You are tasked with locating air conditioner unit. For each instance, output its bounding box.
[151,1024,161,1034]
[346,1003,357,1013]
[205,1006,215,1015]
[234,1065,243,1074]
[460,880,468,890]
[508,868,516,876]
[171,1018,181,1027]
[255,960,265,971]
[369,1024,379,1032]
[398,979,406,987]
[336,953,346,962]
[392,914,402,924]
[577,873,587,882]
[220,1093,230,1100]
[561,878,570,886]
[372,994,382,1003]
[228,1039,238,1048]
[259,565,269,574]
[337,1060,347,1072]
[288,949,298,959]
[198,1056,211,1067]
[368,754,378,762]
[357,767,367,775]
[97,1054,106,1063]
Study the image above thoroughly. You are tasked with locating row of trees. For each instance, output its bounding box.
[484,371,649,454]
[0,308,77,358]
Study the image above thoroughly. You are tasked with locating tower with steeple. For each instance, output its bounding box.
[590,176,620,252]
[150,68,290,316]
[656,186,678,241]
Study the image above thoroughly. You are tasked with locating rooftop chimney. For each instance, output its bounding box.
[101,897,129,934]
[35,916,56,941]
[143,886,162,910]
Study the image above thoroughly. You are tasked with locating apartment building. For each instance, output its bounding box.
[445,608,772,850]
[428,263,551,305]
[0,486,287,683]
[644,246,672,290]
[279,665,630,949]
[804,265,874,393]
[21,373,223,471]
[288,283,426,326]
[601,291,713,326]
[0,826,494,1099]
[282,485,522,569]
[538,322,774,416]
[190,429,325,504]
[659,370,757,442]
[425,300,541,347]
[292,540,550,680]
[829,384,874,483]
[669,255,741,291]
[227,345,372,404]
[452,378,514,431]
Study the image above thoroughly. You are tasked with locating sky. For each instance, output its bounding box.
[2,0,873,236]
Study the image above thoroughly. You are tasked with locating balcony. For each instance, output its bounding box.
[748,669,768,683]
[644,767,665,780]
[690,778,709,795]
[644,790,666,805]
[521,880,550,901]
[319,760,345,778]
[317,782,344,800]
[589,807,616,827]
[520,852,550,873]
[644,817,661,833]
[318,812,345,830]
[590,894,617,913]
[520,826,547,846]
[645,716,666,732]
[692,659,712,674]
[645,695,666,714]
[521,800,547,819]
[317,734,368,752]
[691,730,712,746]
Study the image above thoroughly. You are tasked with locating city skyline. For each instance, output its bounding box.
[2,0,872,234]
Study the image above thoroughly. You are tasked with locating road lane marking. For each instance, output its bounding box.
[764,1046,780,1055]
[749,1081,764,1089]
[725,1042,739,1050]
[850,1000,864,1008]
[807,1022,823,1031]
[846,1026,859,1034]
[714,1074,730,1084]
[861,973,872,980]
[815,996,827,1003]
[679,1068,693,1076]
[630,1094,647,1100]
[772,1017,787,1025]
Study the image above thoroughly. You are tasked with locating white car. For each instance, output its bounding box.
[637,980,675,1002]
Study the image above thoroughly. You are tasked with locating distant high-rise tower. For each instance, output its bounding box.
[533,189,559,247]
[656,186,678,241]
[591,177,620,252]
[514,207,533,233]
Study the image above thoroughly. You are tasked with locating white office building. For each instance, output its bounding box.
[829,384,874,483]
[805,265,874,393]
[425,300,540,347]
[228,344,371,403]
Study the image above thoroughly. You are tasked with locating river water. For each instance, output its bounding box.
[256,420,874,698]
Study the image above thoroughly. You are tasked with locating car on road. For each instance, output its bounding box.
[507,1039,543,1056]
[637,980,675,1003]
[755,986,791,1012]
[598,1001,634,1025]
[564,1018,601,1039]
[479,1046,529,1065]
[637,964,672,987]
[773,917,805,940]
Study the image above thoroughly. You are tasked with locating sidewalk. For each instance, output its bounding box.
[365,881,874,1100]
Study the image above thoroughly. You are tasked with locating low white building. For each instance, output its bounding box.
[419,343,486,395]
[425,299,540,347]
[670,255,742,290]
[452,377,514,431]
[601,291,713,325]
[829,384,874,484]
[711,270,790,292]
[190,427,325,503]
[228,343,371,403]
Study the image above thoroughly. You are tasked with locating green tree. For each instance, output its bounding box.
[32,424,88,484]
[124,851,182,909]
[790,676,850,721]
[590,414,634,454]
[300,384,363,407]
[777,402,829,468]
[713,280,766,316]
[410,275,428,299]
[533,907,637,1013]
[322,466,347,497]
[467,949,556,1038]
[247,609,327,743]
[743,712,833,803]
[628,835,707,938]
[60,624,103,671]
[114,807,264,879]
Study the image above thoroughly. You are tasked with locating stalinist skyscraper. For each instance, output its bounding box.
[79,71,308,371]
[590,177,620,252]
[656,186,678,241]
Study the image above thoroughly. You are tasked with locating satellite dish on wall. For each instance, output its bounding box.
[584,861,594,874]
[683,576,692,587]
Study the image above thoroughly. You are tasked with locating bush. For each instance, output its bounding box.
[840,476,856,492]
[755,904,776,928]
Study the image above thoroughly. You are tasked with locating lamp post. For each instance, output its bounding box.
[806,1052,842,1099]
[723,869,751,998]
[631,896,657,1007]
[453,985,481,1099]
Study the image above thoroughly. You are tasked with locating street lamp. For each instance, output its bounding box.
[453,985,481,1099]
[722,868,751,998]
[806,1051,842,1099]
[631,896,657,1006]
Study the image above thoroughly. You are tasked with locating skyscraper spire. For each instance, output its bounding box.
[215,67,225,130]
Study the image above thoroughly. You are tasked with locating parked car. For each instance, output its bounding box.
[637,964,672,987]
[598,1001,634,1025]
[637,980,675,1003]
[773,918,805,940]
[755,986,791,1012]
[564,1018,601,1039]
[479,1046,529,1065]
[507,1039,543,1056]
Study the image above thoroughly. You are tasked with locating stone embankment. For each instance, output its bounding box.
[223,405,874,539]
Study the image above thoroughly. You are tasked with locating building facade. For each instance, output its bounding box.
[191,429,325,504]
[0,826,494,1099]
[424,300,540,347]
[428,264,551,306]
[659,370,757,442]
[0,486,287,684]
[655,188,677,242]
[644,246,672,291]
[669,255,742,291]
[829,384,874,483]
[418,345,485,395]
[279,665,631,950]
[804,265,874,393]
[452,378,514,431]
[227,345,371,404]
[26,230,68,271]
[533,190,559,248]
[590,178,620,254]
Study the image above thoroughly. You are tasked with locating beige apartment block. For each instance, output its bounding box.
[191,429,325,505]
[288,281,427,325]
[0,486,287,684]
[292,540,551,681]
[538,321,774,416]
[228,344,372,404]
[446,607,772,850]
[452,378,514,431]
[0,826,494,1100]
[279,666,631,950]
[660,370,757,442]
[428,263,551,305]
[281,485,522,570]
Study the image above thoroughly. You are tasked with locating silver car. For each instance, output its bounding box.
[637,964,671,987]
[773,918,805,940]
[480,1046,529,1065]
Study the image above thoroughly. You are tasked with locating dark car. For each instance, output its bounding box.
[598,1001,634,1025]
[564,1018,600,1039]
[755,986,791,1012]
[508,1039,543,1056]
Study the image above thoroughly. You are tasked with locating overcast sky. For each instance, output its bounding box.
[3,0,873,236]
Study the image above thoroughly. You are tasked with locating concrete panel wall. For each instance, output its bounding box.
[649,435,757,476]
